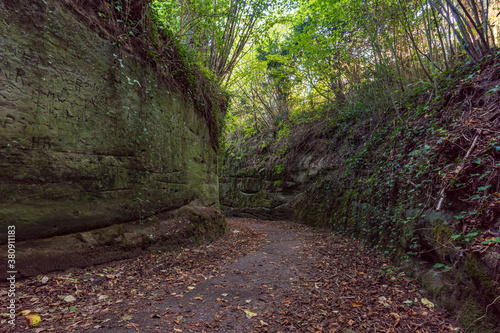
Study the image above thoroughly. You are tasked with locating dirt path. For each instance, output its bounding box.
[1,218,460,332]
[104,219,319,332]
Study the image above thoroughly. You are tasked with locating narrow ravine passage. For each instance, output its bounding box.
[109,220,320,332]
[3,218,460,332]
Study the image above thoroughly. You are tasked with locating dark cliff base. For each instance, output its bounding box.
[0,206,227,280]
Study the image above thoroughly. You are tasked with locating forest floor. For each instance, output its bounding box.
[1,218,462,332]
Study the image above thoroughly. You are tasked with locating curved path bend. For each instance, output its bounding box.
[4,218,459,332]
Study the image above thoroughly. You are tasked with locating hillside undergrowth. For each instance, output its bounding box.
[222,54,500,331]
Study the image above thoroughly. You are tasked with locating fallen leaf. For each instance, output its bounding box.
[25,313,41,327]
[390,312,401,327]
[407,309,418,316]
[121,315,133,321]
[63,295,76,303]
[352,300,363,307]
[187,286,195,290]
[244,309,257,319]
[221,293,229,297]
[420,298,435,310]
[194,297,203,301]
[19,310,31,316]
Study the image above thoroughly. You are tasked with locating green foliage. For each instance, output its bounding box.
[224,0,497,142]
[274,164,285,174]
[152,0,272,80]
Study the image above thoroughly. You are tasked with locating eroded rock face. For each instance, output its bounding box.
[0,0,226,277]
[0,206,227,279]
[222,139,500,329]
[220,153,318,220]
[0,0,222,244]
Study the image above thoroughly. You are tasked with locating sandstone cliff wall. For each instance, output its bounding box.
[0,0,226,276]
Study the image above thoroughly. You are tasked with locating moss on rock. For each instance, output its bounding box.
[0,0,221,244]
[465,254,498,298]
[460,296,499,333]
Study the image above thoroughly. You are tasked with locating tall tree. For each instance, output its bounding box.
[152,0,271,81]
